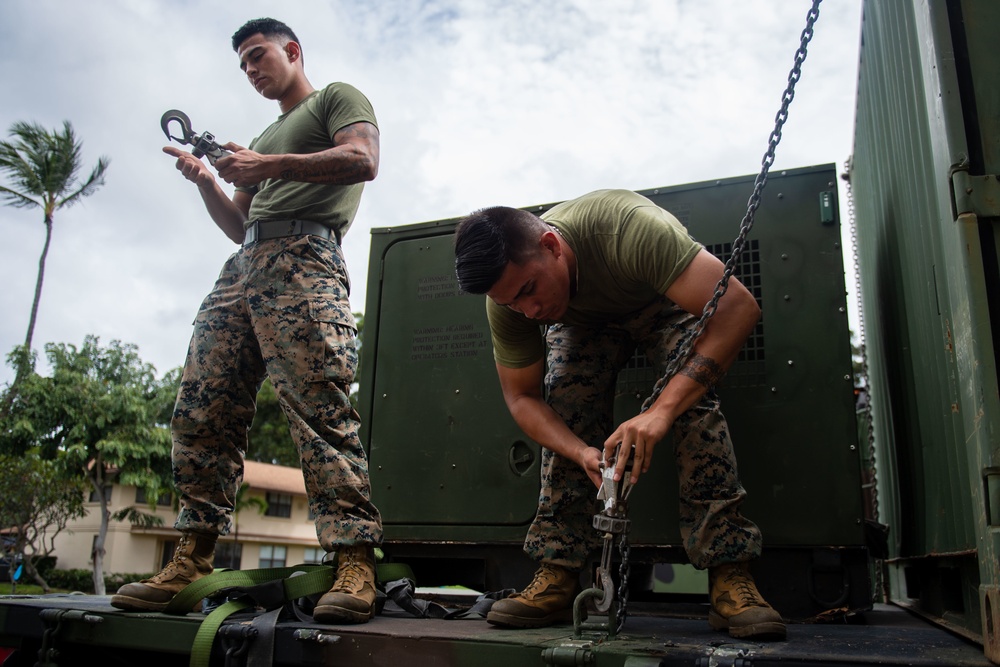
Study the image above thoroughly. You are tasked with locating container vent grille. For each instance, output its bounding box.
[616,239,766,393]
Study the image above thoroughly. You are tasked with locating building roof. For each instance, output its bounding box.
[243,460,307,496]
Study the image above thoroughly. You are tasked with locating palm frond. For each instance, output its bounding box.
[58,157,110,210]
[0,138,47,198]
[0,120,108,214]
[0,184,41,210]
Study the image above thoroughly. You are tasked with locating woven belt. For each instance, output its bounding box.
[243,219,334,246]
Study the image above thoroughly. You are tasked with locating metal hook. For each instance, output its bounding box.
[159,109,232,165]
[161,109,196,145]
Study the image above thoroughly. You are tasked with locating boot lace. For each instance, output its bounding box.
[145,536,192,583]
[331,552,365,593]
[724,565,764,607]
[519,563,562,599]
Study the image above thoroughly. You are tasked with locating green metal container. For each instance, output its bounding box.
[849,0,1000,659]
[357,164,868,620]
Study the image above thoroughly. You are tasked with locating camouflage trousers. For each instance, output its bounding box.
[172,234,382,551]
[523,296,762,571]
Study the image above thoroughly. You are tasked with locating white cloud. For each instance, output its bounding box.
[0,0,863,385]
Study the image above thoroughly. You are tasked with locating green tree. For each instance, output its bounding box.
[109,366,182,529]
[0,121,109,411]
[247,379,297,466]
[0,336,174,594]
[0,453,87,592]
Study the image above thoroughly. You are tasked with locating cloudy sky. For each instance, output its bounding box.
[0,0,863,386]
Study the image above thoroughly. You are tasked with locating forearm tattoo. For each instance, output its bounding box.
[678,353,726,388]
[279,156,367,182]
[279,123,378,183]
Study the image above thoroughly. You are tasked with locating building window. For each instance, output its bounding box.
[303,547,325,565]
[135,488,172,507]
[264,492,292,518]
[88,485,112,503]
[259,545,287,569]
[215,542,243,570]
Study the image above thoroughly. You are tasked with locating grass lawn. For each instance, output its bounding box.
[0,583,72,596]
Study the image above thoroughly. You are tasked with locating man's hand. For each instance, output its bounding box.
[163,146,216,189]
[603,409,672,486]
[215,142,272,188]
[578,446,604,489]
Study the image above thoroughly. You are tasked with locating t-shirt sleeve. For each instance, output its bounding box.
[486,297,546,368]
[322,82,378,137]
[236,83,376,197]
[616,204,702,294]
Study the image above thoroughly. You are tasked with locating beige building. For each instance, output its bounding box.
[53,461,325,575]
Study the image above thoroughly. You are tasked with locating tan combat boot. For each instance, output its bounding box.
[486,562,580,628]
[312,544,378,624]
[111,531,217,612]
[708,562,786,639]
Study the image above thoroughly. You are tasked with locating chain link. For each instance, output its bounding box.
[609,0,824,629]
[615,532,631,633]
[641,0,822,414]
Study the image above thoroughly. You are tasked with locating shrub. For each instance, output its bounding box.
[44,569,94,593]
[44,569,156,593]
[35,556,57,578]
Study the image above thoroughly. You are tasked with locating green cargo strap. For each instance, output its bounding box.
[169,561,409,617]
[175,561,408,667]
[168,565,335,667]
[165,564,335,615]
[191,598,252,667]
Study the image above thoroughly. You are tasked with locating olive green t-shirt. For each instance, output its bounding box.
[486,189,702,368]
[239,82,378,242]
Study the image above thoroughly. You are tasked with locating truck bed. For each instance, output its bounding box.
[0,593,991,666]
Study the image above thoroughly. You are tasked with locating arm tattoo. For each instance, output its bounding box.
[678,353,726,388]
[279,158,368,182]
[278,122,379,183]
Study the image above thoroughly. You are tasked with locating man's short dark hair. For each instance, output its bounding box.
[232,18,301,52]
[453,206,549,294]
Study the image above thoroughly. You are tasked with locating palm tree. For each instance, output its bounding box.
[0,120,109,404]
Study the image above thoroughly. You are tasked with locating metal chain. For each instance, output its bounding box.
[842,158,886,603]
[641,0,823,414]
[607,0,824,630]
[615,532,631,633]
